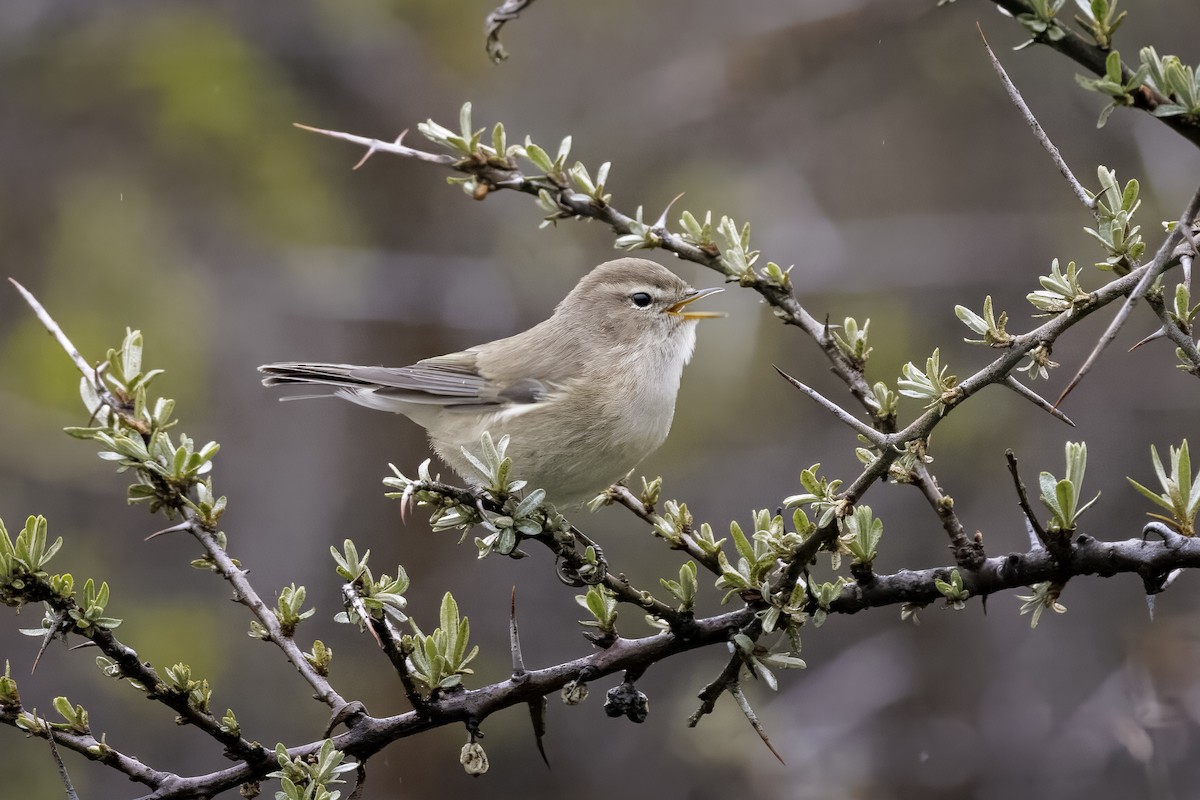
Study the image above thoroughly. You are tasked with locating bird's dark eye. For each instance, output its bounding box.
[630,291,653,308]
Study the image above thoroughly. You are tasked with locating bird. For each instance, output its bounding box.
[259,257,723,506]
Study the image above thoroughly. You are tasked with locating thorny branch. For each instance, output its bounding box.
[986,0,1200,150]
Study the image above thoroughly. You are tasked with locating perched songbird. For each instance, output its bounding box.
[260,258,723,506]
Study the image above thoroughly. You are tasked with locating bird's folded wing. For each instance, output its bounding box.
[350,352,485,404]
[261,350,556,408]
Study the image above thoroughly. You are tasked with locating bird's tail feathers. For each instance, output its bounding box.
[258,362,372,389]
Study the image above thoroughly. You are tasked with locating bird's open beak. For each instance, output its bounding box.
[665,287,726,319]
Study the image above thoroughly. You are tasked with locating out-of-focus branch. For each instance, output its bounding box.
[985,0,1200,150]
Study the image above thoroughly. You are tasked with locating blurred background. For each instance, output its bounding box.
[2,1,1200,798]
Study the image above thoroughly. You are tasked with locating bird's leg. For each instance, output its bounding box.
[570,524,608,584]
[551,525,608,586]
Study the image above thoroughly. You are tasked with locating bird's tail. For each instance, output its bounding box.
[258,362,374,395]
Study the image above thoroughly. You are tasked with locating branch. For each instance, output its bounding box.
[293,122,880,416]
[986,0,1200,150]
[773,365,886,445]
[1004,449,1049,548]
[606,484,723,575]
[128,606,759,799]
[8,279,128,422]
[0,716,172,791]
[14,574,271,770]
[195,522,350,710]
[1057,183,1200,404]
[977,24,1095,210]
[911,464,985,569]
[9,285,349,709]
[828,529,1200,614]
[341,584,426,715]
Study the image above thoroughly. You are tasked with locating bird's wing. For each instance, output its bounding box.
[349,351,487,405]
[260,350,554,409]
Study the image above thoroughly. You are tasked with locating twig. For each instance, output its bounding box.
[986,0,1200,151]
[688,643,747,727]
[1004,449,1049,548]
[483,0,537,63]
[0,723,171,792]
[511,589,550,766]
[342,585,426,714]
[189,522,350,711]
[911,465,985,569]
[509,587,526,679]
[1001,376,1075,426]
[606,484,722,574]
[978,24,1095,211]
[294,124,454,166]
[48,735,80,800]
[772,366,886,444]
[8,279,120,410]
[729,683,786,766]
[827,534,1200,614]
[30,610,69,674]
[10,572,270,771]
[1057,183,1200,405]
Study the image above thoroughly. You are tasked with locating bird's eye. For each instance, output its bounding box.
[630,291,653,308]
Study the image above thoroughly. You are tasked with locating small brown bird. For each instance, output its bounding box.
[260,258,722,505]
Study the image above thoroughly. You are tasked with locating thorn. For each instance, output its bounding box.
[341,585,385,648]
[47,735,79,800]
[1002,377,1075,426]
[145,521,192,541]
[1005,449,1049,548]
[652,192,686,230]
[1055,368,1085,409]
[1146,593,1156,621]
[730,683,786,765]
[1128,328,1166,352]
[352,130,407,171]
[976,23,1095,211]
[293,122,330,135]
[31,611,68,674]
[1024,519,1041,550]
[293,123,454,167]
[1161,568,1183,592]
[510,586,526,679]
[773,365,883,442]
[527,698,550,768]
